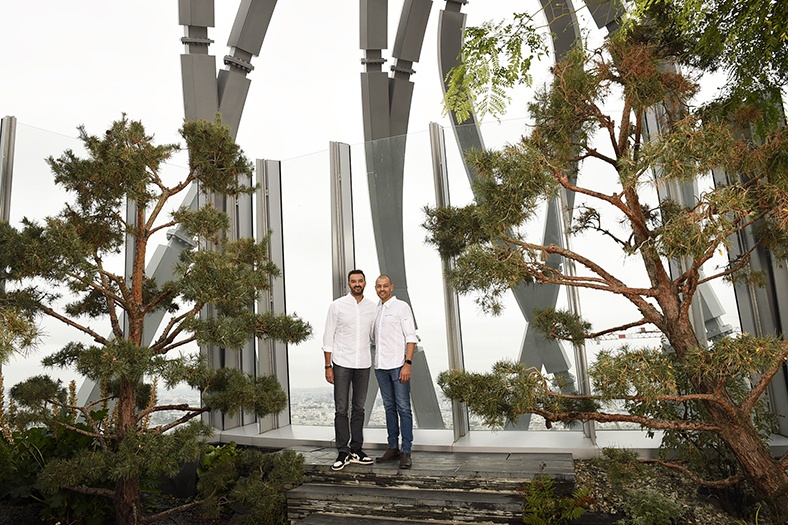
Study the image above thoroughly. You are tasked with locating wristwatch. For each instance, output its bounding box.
[404,359,412,365]
[325,365,332,369]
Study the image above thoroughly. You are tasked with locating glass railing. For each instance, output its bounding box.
[2,118,751,437]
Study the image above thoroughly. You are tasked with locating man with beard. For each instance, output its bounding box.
[322,269,377,470]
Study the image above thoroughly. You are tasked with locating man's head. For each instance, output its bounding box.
[348,269,366,298]
[375,274,394,303]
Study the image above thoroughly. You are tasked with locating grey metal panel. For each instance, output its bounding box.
[388,77,415,137]
[429,122,468,439]
[360,72,392,141]
[711,164,788,435]
[540,0,581,60]
[392,0,433,63]
[227,0,277,56]
[410,346,445,428]
[329,142,356,300]
[360,0,388,51]
[257,159,291,431]
[583,0,624,33]
[0,116,16,224]
[234,172,257,427]
[217,69,251,138]
[179,0,215,27]
[180,54,219,121]
[0,116,17,377]
[357,0,457,430]
[363,139,410,306]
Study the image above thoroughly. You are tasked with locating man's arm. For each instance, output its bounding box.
[400,341,416,383]
[400,303,419,383]
[324,351,334,384]
[323,304,337,384]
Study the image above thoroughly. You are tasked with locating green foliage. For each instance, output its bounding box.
[593,448,689,525]
[431,17,788,517]
[443,12,548,123]
[520,475,590,525]
[622,488,686,525]
[532,308,592,343]
[593,448,648,489]
[0,301,37,364]
[197,443,304,525]
[438,360,599,428]
[202,368,287,418]
[0,424,114,524]
[0,115,313,523]
[632,0,788,96]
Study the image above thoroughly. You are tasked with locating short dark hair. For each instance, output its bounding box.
[348,269,365,280]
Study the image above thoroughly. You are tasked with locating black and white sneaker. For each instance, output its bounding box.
[331,452,351,471]
[350,449,374,465]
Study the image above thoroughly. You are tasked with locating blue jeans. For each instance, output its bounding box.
[375,367,413,453]
[333,364,370,454]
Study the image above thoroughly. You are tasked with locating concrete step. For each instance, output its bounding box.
[289,446,575,494]
[295,512,487,524]
[288,483,522,524]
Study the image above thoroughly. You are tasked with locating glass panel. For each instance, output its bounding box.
[279,149,334,426]
[444,120,579,431]
[4,123,199,425]
[4,124,85,391]
[350,131,452,430]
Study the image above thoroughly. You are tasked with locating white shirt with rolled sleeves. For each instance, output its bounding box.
[322,293,377,369]
[374,296,419,370]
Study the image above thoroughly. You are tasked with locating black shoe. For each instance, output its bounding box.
[350,449,374,465]
[376,448,401,463]
[399,452,412,469]
[332,452,350,471]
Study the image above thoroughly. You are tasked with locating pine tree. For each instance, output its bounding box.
[428,24,788,521]
[0,116,311,524]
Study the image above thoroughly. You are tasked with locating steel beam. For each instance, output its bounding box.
[0,116,17,377]
[429,122,469,439]
[256,159,290,432]
[359,0,445,429]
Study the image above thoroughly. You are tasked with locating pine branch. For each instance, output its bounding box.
[742,340,788,414]
[40,305,108,345]
[66,485,115,499]
[148,408,209,434]
[141,501,203,524]
[641,459,746,488]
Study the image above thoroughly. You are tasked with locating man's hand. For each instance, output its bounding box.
[400,363,411,383]
[325,367,335,384]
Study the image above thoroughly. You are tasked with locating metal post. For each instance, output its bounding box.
[0,116,15,226]
[429,122,469,440]
[256,159,290,432]
[329,142,356,299]
[0,116,17,377]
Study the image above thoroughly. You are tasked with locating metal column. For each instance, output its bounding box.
[0,116,17,377]
[429,122,469,439]
[256,159,290,431]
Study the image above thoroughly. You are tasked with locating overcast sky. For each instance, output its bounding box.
[0,1,742,395]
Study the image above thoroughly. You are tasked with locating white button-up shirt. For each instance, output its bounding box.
[322,293,377,369]
[374,296,419,370]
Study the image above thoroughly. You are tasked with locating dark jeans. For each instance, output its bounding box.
[333,363,370,454]
[375,367,413,453]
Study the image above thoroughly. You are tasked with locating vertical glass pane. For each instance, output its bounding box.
[279,149,334,426]
[444,120,579,431]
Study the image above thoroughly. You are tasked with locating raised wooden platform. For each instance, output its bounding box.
[286,446,577,524]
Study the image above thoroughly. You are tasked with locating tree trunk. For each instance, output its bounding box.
[114,379,142,524]
[653,291,788,520]
[115,475,142,525]
[719,421,788,522]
